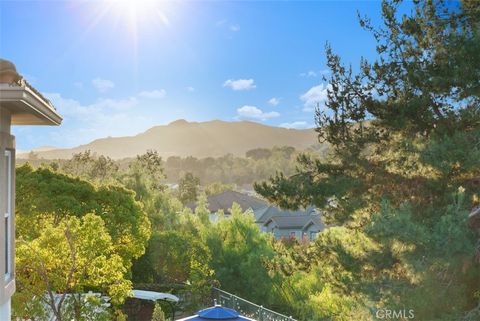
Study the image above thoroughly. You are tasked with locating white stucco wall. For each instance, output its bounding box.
[0,107,14,321]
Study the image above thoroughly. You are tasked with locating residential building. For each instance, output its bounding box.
[187,190,268,222]
[189,190,325,240]
[0,59,62,319]
[261,213,324,241]
[254,205,324,240]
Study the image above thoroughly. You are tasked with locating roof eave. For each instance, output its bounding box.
[0,83,62,126]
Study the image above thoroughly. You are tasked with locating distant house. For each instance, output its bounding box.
[261,212,324,241]
[254,205,324,240]
[189,191,325,240]
[187,190,268,222]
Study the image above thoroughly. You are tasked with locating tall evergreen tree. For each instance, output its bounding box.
[255,1,480,320]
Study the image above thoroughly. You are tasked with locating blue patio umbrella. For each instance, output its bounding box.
[177,304,257,321]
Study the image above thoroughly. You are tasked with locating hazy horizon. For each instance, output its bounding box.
[17,118,320,159]
[17,118,316,153]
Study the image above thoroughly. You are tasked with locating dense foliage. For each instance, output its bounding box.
[16,164,151,269]
[21,145,304,187]
[15,214,129,321]
[178,172,201,205]
[202,204,285,307]
[255,1,480,320]
[13,164,152,320]
[164,146,302,185]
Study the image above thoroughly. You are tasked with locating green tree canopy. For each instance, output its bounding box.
[121,150,166,201]
[61,150,119,183]
[202,204,284,307]
[151,303,166,321]
[178,172,200,205]
[14,213,131,321]
[16,164,151,268]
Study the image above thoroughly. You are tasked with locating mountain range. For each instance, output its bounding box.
[19,120,320,160]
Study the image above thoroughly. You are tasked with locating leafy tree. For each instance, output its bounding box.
[132,205,214,312]
[14,214,131,321]
[62,150,119,183]
[152,303,166,321]
[255,1,480,320]
[16,164,151,269]
[27,151,39,160]
[202,204,284,307]
[133,230,212,285]
[246,148,272,160]
[145,190,184,231]
[273,146,296,159]
[162,147,300,186]
[121,150,165,201]
[204,182,235,196]
[194,193,212,226]
[178,172,200,205]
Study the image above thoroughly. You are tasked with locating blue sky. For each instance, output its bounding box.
[1,0,388,151]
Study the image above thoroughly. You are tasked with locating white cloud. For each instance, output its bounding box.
[300,69,330,78]
[216,19,240,32]
[138,89,167,99]
[223,79,256,91]
[279,121,311,129]
[229,24,240,32]
[300,70,318,78]
[92,78,115,93]
[268,97,280,106]
[187,86,195,92]
[44,93,160,147]
[89,97,138,111]
[46,93,138,118]
[300,83,331,112]
[237,105,280,120]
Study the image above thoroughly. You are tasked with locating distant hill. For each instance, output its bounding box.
[19,120,320,160]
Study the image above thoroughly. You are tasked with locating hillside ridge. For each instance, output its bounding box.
[20,120,319,160]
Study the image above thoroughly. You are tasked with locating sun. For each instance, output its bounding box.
[107,0,171,32]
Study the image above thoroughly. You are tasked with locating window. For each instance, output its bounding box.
[4,150,11,279]
[310,231,318,241]
[290,231,296,238]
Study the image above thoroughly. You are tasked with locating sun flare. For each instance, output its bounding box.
[108,0,171,32]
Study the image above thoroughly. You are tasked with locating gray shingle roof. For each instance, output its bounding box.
[254,205,317,223]
[188,190,268,214]
[265,214,323,229]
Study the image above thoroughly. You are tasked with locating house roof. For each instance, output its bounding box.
[0,59,62,126]
[264,214,324,230]
[254,205,317,223]
[188,190,267,214]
